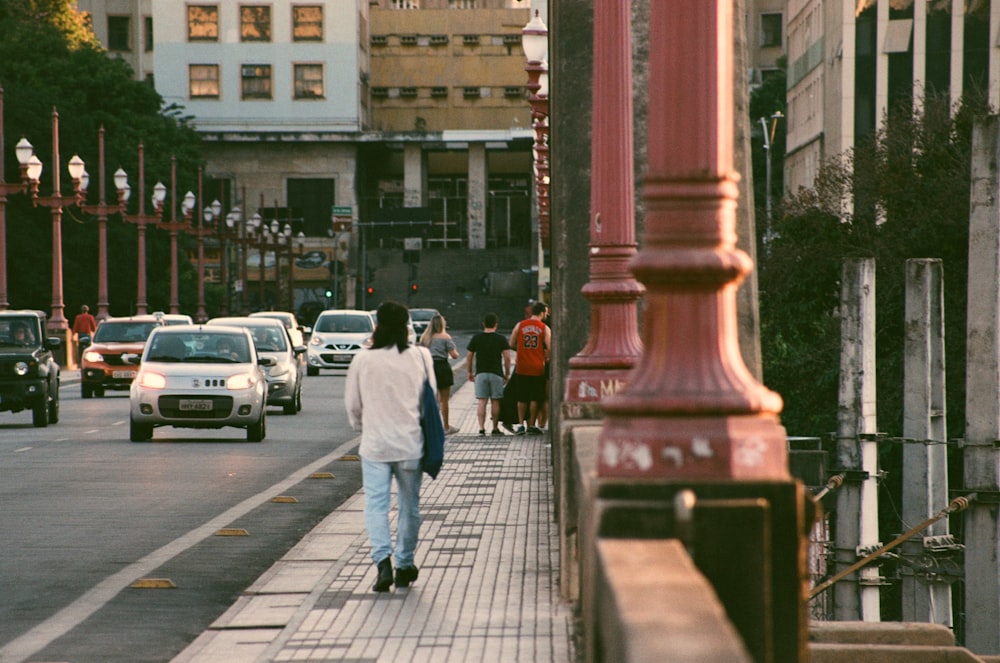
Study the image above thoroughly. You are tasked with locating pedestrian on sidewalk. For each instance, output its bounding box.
[345,301,432,592]
[419,313,460,434]
[466,312,511,436]
[509,301,551,435]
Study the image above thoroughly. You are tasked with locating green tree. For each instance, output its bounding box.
[0,0,204,317]
[760,91,988,440]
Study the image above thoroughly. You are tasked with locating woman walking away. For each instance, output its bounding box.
[345,301,434,592]
[420,313,460,434]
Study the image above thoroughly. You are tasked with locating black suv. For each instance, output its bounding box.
[0,310,61,427]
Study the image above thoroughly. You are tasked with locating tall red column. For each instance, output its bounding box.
[562,0,644,417]
[598,0,787,480]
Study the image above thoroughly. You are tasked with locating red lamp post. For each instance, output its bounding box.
[598,0,787,480]
[562,0,644,414]
[0,87,39,311]
[76,126,129,322]
[188,168,213,323]
[119,143,167,315]
[28,108,87,334]
[155,155,195,315]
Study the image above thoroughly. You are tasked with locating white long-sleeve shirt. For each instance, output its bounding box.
[344,344,436,462]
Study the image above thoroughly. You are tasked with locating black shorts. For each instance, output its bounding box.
[515,374,546,403]
[433,358,454,390]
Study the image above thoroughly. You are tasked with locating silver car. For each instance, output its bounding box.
[208,316,306,414]
[128,326,270,442]
[306,309,375,375]
[249,311,307,348]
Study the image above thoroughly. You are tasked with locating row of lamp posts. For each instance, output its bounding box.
[0,86,296,329]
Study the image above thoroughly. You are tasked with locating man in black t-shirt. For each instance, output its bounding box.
[466,312,511,436]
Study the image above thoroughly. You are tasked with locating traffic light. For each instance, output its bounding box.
[324,288,333,299]
[410,282,418,293]
[366,285,375,296]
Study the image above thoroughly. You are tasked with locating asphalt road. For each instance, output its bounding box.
[0,368,367,663]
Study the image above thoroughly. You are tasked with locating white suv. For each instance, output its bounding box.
[306,309,375,376]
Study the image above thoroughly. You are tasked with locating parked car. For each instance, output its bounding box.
[249,311,307,347]
[128,325,270,442]
[409,307,440,338]
[0,310,60,427]
[80,315,165,398]
[207,316,305,414]
[306,309,375,376]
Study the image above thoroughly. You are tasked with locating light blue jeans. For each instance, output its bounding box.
[362,457,423,568]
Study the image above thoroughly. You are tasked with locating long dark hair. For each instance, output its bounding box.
[371,301,410,352]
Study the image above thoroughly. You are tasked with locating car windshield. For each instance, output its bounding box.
[145,331,252,363]
[411,310,437,322]
[93,321,160,343]
[315,314,373,334]
[249,326,288,352]
[0,316,41,347]
[253,313,293,329]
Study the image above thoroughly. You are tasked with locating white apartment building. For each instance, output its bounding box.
[785,0,1000,194]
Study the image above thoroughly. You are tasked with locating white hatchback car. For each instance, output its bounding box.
[306,309,375,376]
[128,325,270,442]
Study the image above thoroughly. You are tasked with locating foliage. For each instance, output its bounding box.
[0,1,203,317]
[758,90,990,440]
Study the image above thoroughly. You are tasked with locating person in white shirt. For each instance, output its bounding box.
[345,301,435,592]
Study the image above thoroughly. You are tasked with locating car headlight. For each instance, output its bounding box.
[227,372,257,390]
[14,361,29,376]
[83,350,103,363]
[137,371,167,389]
[268,364,289,379]
[309,335,323,346]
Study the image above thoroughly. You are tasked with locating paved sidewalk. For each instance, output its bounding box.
[173,380,575,663]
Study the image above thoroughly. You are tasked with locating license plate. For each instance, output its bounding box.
[179,399,213,411]
[333,354,352,362]
[112,370,137,379]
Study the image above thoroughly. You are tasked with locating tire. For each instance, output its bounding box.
[48,390,59,424]
[283,400,297,415]
[82,383,93,398]
[295,386,303,412]
[130,417,153,442]
[96,387,105,397]
[307,365,319,377]
[247,411,266,442]
[32,397,49,428]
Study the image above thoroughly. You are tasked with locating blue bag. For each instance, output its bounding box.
[420,372,445,479]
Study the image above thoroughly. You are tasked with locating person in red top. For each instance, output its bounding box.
[508,301,551,435]
[72,304,98,364]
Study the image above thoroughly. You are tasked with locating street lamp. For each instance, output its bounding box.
[118,142,167,315]
[0,87,39,311]
[224,203,248,314]
[522,11,550,255]
[29,108,87,334]
[76,125,129,321]
[155,155,195,314]
[760,110,783,251]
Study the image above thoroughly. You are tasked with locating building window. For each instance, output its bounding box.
[430,34,448,45]
[450,0,476,7]
[400,87,418,98]
[144,16,154,52]
[294,64,324,99]
[293,5,323,41]
[241,6,271,42]
[107,15,130,51]
[463,87,480,99]
[431,87,448,98]
[187,5,218,42]
[760,13,782,48]
[189,64,220,99]
[463,34,479,45]
[504,87,524,98]
[400,34,418,46]
[241,64,272,99]
[392,0,420,8]
[371,35,388,46]
[372,87,389,98]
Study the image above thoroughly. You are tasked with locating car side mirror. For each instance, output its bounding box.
[121,353,141,365]
[293,345,307,355]
[79,336,92,349]
[46,336,62,350]
[258,355,276,367]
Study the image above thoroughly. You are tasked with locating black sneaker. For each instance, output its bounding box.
[478,429,486,436]
[492,428,504,436]
[374,558,393,592]
[527,426,544,435]
[395,565,419,588]
[500,422,516,435]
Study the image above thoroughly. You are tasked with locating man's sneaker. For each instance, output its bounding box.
[446,426,460,435]
[491,428,504,436]
[478,429,486,436]
[527,426,544,435]
[500,422,516,435]
[514,425,527,436]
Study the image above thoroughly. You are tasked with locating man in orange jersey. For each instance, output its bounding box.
[508,301,551,434]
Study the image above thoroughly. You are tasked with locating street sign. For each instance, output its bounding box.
[331,205,352,216]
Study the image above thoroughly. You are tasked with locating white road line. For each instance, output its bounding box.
[0,435,362,663]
